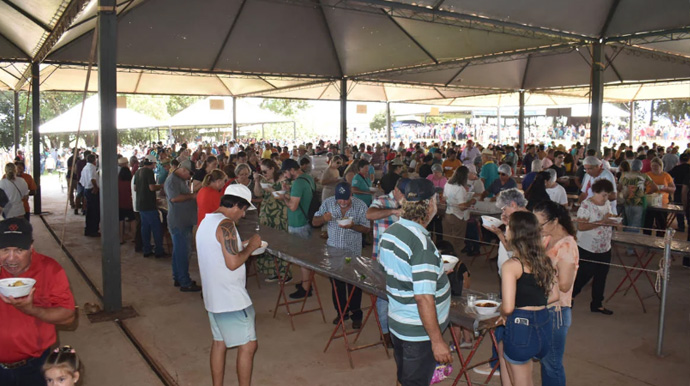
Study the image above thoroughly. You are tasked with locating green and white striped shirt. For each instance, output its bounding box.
[378,218,450,341]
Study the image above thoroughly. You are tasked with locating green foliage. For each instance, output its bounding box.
[167,95,203,117]
[125,94,171,121]
[260,99,309,118]
[654,100,690,124]
[369,111,387,131]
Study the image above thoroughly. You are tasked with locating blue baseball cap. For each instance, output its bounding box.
[335,182,352,200]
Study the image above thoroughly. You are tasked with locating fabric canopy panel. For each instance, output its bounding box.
[166,97,292,128]
[39,95,162,134]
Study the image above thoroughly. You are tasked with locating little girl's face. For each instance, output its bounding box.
[45,368,79,386]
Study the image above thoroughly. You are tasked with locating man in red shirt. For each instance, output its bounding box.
[0,218,76,385]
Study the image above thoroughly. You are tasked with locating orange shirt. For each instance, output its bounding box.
[545,235,579,308]
[646,171,674,205]
[19,173,37,214]
[441,159,462,178]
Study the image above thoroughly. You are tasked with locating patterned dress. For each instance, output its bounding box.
[256,180,290,276]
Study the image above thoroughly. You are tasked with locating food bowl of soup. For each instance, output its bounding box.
[441,255,459,272]
[0,278,36,298]
[260,182,273,190]
[369,186,378,192]
[272,190,286,198]
[481,216,502,229]
[251,241,268,256]
[473,299,500,316]
[337,217,353,226]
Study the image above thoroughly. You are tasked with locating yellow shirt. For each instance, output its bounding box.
[262,149,272,160]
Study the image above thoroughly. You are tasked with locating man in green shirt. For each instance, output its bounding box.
[379,178,452,385]
[351,159,374,207]
[279,159,316,299]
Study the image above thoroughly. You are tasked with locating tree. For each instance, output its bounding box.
[655,99,690,124]
[167,95,203,116]
[260,99,309,118]
[369,111,387,131]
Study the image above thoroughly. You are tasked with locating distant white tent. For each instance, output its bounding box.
[40,95,162,134]
[166,97,293,128]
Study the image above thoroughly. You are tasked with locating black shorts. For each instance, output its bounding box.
[119,209,135,221]
[391,334,436,386]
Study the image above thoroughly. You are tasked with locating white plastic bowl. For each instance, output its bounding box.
[260,182,273,189]
[473,299,500,316]
[0,278,36,298]
[272,190,286,198]
[251,241,268,256]
[441,254,459,272]
[481,215,502,229]
[337,218,353,226]
[369,186,378,192]
[608,217,623,224]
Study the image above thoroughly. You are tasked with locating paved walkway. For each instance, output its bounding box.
[37,174,690,385]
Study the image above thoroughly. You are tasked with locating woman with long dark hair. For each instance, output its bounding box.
[525,171,552,210]
[533,201,579,386]
[499,211,557,386]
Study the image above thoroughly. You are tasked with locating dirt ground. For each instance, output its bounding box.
[33,175,690,385]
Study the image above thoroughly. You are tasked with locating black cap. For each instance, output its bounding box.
[0,218,33,250]
[404,178,436,202]
[280,158,300,172]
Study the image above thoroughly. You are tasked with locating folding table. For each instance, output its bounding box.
[448,291,501,386]
[608,232,690,312]
[647,203,684,229]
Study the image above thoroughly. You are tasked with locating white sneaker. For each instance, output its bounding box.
[459,341,473,349]
[473,364,500,376]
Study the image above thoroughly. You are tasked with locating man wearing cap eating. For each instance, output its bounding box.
[0,218,76,384]
[196,184,262,386]
[378,178,451,385]
[480,164,517,201]
[312,182,370,329]
[165,159,201,292]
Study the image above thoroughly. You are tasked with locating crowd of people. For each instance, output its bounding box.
[2,133,690,386]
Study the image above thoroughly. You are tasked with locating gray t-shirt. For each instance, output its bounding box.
[164,172,197,230]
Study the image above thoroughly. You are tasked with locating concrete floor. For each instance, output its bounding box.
[37,175,689,385]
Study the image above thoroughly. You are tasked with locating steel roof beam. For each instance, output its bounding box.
[315,0,344,77]
[599,0,621,37]
[15,0,91,90]
[383,9,438,64]
[0,0,53,32]
[211,0,248,71]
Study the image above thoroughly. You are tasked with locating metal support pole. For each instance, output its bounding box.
[386,102,391,144]
[518,91,525,158]
[293,122,296,141]
[629,101,634,148]
[657,228,673,357]
[98,0,122,313]
[13,91,20,155]
[340,78,347,153]
[261,123,265,140]
[590,42,604,155]
[31,63,41,215]
[496,106,501,144]
[232,97,237,140]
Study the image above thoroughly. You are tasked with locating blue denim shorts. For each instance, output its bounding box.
[503,308,552,365]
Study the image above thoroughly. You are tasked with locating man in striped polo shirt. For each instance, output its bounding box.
[379,178,452,386]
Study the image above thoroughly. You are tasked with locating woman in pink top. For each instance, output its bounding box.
[426,163,447,189]
[534,200,579,386]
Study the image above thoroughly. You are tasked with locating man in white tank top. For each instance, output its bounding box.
[196,184,261,386]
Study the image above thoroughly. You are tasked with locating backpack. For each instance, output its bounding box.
[296,175,321,228]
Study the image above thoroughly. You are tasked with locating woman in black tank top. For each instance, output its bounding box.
[498,211,558,386]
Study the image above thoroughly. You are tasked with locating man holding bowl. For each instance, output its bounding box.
[312,182,370,329]
[0,218,76,385]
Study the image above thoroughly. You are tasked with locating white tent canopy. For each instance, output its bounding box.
[166,97,292,128]
[39,95,162,134]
